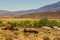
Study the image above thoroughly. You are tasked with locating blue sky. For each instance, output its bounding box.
[0,0,60,11]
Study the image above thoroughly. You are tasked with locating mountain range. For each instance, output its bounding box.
[0,1,60,14]
[0,1,60,18]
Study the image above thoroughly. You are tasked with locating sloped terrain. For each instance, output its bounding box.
[17,12,60,19]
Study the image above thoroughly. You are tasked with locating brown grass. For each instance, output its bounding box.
[0,28,60,40]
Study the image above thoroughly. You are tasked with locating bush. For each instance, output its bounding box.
[19,20,32,28]
[33,21,42,28]
[7,21,19,27]
[57,21,60,27]
[38,18,49,27]
[0,18,60,28]
[48,20,57,28]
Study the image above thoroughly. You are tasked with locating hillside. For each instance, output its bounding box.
[0,12,60,19]
[17,12,60,19]
[36,1,60,12]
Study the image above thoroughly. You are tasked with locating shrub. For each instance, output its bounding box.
[48,20,57,28]
[38,18,49,27]
[19,20,32,28]
[57,21,60,27]
[7,21,19,28]
[1,18,60,28]
[33,21,42,28]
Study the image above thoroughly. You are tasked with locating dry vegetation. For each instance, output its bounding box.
[0,28,60,40]
[0,18,60,40]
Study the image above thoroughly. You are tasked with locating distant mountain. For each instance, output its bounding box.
[11,9,37,15]
[0,1,60,16]
[36,1,60,12]
[0,10,10,13]
[10,1,60,15]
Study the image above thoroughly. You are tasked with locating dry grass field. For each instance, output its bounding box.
[0,28,60,40]
[0,18,60,22]
[0,19,60,40]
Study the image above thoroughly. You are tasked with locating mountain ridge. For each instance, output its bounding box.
[0,1,60,15]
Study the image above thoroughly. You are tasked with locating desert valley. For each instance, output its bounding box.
[0,1,60,40]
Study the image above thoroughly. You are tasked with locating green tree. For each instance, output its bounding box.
[33,18,50,28]
[57,21,60,27]
[33,21,42,28]
[49,20,57,27]
[39,18,49,26]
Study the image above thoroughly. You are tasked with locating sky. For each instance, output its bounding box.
[0,0,60,11]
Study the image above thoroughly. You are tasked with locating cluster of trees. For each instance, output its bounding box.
[0,18,60,28]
